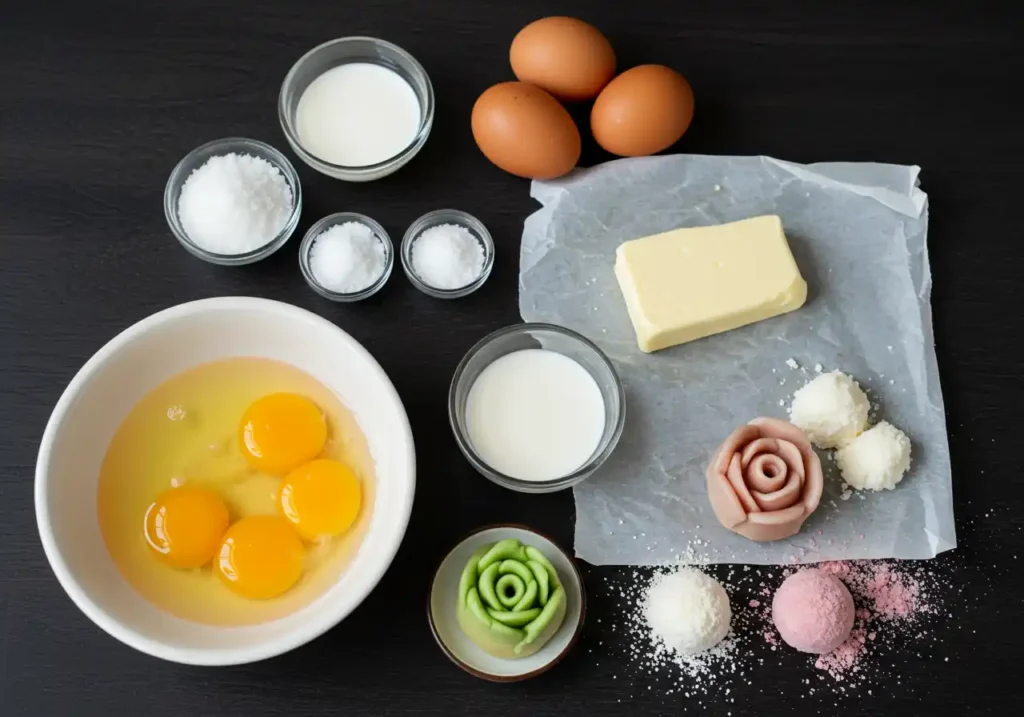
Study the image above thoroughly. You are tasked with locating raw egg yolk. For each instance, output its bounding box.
[144,486,230,569]
[239,393,327,475]
[216,515,304,600]
[279,459,362,541]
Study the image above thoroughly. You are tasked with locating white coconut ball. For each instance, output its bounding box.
[789,370,870,448]
[836,421,912,490]
[643,568,732,655]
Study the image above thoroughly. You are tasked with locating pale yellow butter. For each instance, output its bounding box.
[614,215,807,353]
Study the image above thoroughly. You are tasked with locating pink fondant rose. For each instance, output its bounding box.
[706,417,823,542]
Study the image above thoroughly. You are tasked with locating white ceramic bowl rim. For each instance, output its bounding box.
[35,297,416,665]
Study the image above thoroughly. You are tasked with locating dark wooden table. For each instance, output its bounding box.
[2,1,1021,714]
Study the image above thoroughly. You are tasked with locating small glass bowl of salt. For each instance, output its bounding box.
[299,212,394,302]
[400,209,494,299]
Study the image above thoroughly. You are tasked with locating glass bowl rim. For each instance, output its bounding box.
[163,136,302,266]
[400,209,495,299]
[447,322,626,493]
[277,36,435,174]
[298,211,395,302]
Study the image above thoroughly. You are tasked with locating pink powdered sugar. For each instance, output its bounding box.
[761,560,934,681]
[819,560,926,621]
[815,626,867,679]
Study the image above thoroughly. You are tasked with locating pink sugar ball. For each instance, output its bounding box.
[772,569,855,654]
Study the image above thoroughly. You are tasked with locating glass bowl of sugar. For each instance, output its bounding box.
[401,209,495,299]
[279,37,434,182]
[449,323,625,494]
[299,212,394,302]
[164,137,302,266]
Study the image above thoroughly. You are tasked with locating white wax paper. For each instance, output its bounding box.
[519,154,955,566]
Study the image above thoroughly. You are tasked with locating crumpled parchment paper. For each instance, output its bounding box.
[519,154,954,565]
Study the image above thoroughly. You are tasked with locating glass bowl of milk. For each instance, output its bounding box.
[449,324,625,493]
[279,37,434,182]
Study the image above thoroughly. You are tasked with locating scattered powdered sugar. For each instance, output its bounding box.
[593,538,752,703]
[587,542,983,706]
[820,561,927,621]
[625,567,744,697]
[813,620,869,679]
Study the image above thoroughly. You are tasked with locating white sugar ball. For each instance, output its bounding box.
[789,370,869,448]
[836,421,912,491]
[643,568,731,655]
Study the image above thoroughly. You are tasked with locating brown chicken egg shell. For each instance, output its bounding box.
[471,82,582,180]
[591,65,695,157]
[510,16,616,101]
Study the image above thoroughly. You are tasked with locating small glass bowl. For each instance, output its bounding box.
[299,212,394,302]
[449,323,625,494]
[278,37,434,182]
[164,137,302,266]
[401,209,495,299]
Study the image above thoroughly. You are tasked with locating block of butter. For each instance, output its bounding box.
[614,215,807,353]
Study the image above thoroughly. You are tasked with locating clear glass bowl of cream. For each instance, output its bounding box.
[279,37,434,182]
[449,324,626,494]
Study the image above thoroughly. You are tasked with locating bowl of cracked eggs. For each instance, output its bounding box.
[35,297,415,665]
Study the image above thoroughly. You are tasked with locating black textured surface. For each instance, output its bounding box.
[1,1,1022,714]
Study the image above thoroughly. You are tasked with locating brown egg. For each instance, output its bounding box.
[471,82,581,180]
[591,65,695,157]
[510,16,616,101]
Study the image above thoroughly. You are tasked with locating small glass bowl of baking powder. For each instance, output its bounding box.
[401,209,494,299]
[164,137,302,266]
[299,212,394,302]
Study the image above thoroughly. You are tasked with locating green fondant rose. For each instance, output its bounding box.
[456,538,567,659]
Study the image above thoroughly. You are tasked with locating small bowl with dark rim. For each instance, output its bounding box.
[427,524,586,682]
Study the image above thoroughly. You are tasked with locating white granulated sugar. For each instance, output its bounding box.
[785,358,799,370]
[789,370,869,449]
[177,153,292,255]
[410,223,485,290]
[308,222,386,294]
[836,421,912,491]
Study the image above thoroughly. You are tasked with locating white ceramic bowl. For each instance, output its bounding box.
[35,297,416,665]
